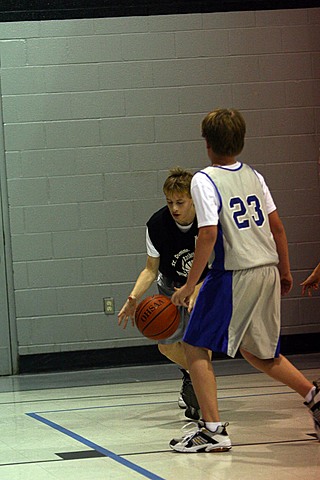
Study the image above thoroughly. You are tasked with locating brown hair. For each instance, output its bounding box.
[201,108,246,157]
[163,167,193,197]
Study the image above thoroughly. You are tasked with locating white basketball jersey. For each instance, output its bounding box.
[201,163,279,271]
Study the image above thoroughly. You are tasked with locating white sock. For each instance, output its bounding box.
[305,386,316,404]
[204,421,222,432]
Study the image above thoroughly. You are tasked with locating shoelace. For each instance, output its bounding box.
[180,421,201,441]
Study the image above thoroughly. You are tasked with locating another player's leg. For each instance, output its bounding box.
[170,344,231,453]
[158,342,200,420]
[240,349,319,440]
[179,368,200,420]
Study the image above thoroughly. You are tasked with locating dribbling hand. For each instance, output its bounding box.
[117,295,137,329]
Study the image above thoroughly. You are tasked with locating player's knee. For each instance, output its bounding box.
[158,343,172,358]
[240,347,254,361]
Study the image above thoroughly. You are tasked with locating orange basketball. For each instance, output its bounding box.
[135,294,180,340]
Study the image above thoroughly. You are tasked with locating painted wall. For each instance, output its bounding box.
[0,7,319,357]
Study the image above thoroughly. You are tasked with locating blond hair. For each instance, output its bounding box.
[163,167,193,197]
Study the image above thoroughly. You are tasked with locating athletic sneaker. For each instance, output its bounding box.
[304,380,320,441]
[180,369,200,420]
[170,420,232,453]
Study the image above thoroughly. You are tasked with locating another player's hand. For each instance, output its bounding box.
[117,295,137,329]
[280,272,293,296]
[172,284,195,308]
[187,281,202,313]
[300,273,320,297]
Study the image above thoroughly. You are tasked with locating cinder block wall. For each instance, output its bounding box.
[0,8,319,356]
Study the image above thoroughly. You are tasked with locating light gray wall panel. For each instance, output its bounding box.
[24,204,80,233]
[15,288,58,317]
[27,259,83,288]
[45,120,101,148]
[259,53,313,81]
[281,25,320,52]
[121,33,176,60]
[125,88,179,116]
[99,61,153,89]
[232,82,287,110]
[205,56,261,83]
[244,135,317,164]
[82,255,138,284]
[179,85,233,113]
[45,64,100,92]
[175,30,229,58]
[283,216,320,244]
[265,162,318,191]
[153,59,207,86]
[52,230,108,259]
[0,39,26,66]
[11,233,53,261]
[203,11,256,28]
[79,200,134,229]
[229,27,282,54]
[108,227,145,255]
[1,67,46,94]
[7,178,49,206]
[0,8,319,357]
[49,175,104,203]
[4,123,47,150]
[296,243,320,269]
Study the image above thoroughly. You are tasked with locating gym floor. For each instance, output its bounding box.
[0,353,319,480]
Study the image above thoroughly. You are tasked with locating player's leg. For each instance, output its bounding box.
[158,341,187,369]
[158,342,200,419]
[186,344,220,421]
[239,349,312,397]
[170,343,231,453]
[157,277,201,420]
[240,348,320,440]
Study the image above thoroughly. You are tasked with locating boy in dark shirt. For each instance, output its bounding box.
[118,167,208,420]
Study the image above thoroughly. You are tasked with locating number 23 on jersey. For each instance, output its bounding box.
[229,195,265,229]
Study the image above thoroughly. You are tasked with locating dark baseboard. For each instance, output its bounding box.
[19,332,320,374]
[0,1,319,22]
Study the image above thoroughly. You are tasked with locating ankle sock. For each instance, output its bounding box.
[204,421,222,432]
[305,386,316,404]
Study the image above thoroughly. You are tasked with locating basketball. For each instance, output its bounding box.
[135,294,180,340]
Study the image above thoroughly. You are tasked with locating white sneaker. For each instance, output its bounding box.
[170,421,232,453]
[304,380,320,441]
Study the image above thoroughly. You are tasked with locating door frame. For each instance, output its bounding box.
[0,95,18,375]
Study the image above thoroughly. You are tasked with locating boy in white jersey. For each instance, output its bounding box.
[170,108,320,452]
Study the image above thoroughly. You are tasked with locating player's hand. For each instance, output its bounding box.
[280,272,293,296]
[300,273,320,297]
[187,282,202,313]
[117,295,137,329]
[172,284,195,308]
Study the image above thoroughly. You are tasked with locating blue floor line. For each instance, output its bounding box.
[27,412,165,480]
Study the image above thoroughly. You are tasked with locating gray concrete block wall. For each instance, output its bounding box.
[0,8,319,356]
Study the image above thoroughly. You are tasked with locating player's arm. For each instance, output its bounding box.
[268,210,293,296]
[172,225,217,307]
[118,255,159,328]
[301,262,320,296]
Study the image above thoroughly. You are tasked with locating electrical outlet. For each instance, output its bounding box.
[103,297,115,315]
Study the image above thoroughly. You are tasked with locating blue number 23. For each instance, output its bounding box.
[229,195,265,229]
